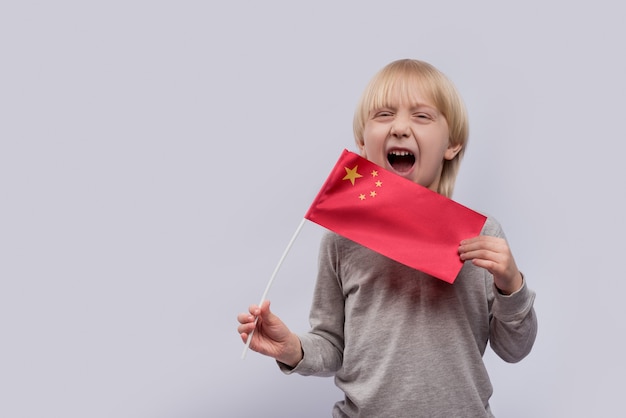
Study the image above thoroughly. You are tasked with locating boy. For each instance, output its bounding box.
[237,59,537,417]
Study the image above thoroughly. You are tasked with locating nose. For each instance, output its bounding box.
[390,117,411,138]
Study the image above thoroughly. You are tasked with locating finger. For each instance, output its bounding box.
[257,300,274,321]
[237,312,256,324]
[460,239,507,259]
[460,247,496,261]
[240,332,253,344]
[460,236,497,251]
[470,258,498,272]
[459,236,481,246]
[237,321,257,335]
[459,238,482,254]
[459,235,492,247]
[248,304,261,316]
[259,300,271,313]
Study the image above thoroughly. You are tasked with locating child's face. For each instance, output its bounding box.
[359,91,461,192]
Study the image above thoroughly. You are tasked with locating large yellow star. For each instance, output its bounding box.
[342,165,363,186]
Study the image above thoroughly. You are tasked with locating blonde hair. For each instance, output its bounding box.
[353,59,469,198]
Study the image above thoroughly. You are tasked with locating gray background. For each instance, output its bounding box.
[1,1,624,417]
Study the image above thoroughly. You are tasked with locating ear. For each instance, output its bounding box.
[356,138,367,157]
[444,143,462,160]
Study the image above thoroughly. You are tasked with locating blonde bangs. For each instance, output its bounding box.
[367,73,438,115]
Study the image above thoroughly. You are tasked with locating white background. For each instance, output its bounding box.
[1,1,625,417]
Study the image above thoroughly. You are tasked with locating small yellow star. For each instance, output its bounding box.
[370,191,377,197]
[343,165,363,186]
[371,170,378,177]
[375,180,382,187]
[359,194,366,200]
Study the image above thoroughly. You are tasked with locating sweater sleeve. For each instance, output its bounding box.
[481,216,538,363]
[489,277,537,363]
[278,232,345,376]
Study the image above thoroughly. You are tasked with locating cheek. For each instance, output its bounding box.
[426,130,452,156]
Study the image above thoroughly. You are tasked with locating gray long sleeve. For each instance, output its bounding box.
[280,216,537,417]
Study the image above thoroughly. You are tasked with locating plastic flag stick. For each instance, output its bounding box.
[241,218,307,359]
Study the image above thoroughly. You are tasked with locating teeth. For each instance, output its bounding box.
[388,150,413,156]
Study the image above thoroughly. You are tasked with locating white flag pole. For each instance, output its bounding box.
[241,218,307,359]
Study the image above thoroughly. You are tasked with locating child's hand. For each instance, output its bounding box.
[458,236,523,294]
[237,300,303,366]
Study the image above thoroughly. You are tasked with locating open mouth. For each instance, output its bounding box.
[387,150,415,173]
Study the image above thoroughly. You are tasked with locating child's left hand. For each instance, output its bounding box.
[458,236,523,295]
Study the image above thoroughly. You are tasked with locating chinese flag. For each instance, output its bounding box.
[304,149,487,283]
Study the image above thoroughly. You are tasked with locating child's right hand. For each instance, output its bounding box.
[237,300,303,367]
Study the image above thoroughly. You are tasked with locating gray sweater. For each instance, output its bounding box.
[280,216,537,417]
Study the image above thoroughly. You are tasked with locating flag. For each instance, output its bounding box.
[304,149,487,283]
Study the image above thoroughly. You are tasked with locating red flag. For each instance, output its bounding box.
[304,149,487,283]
